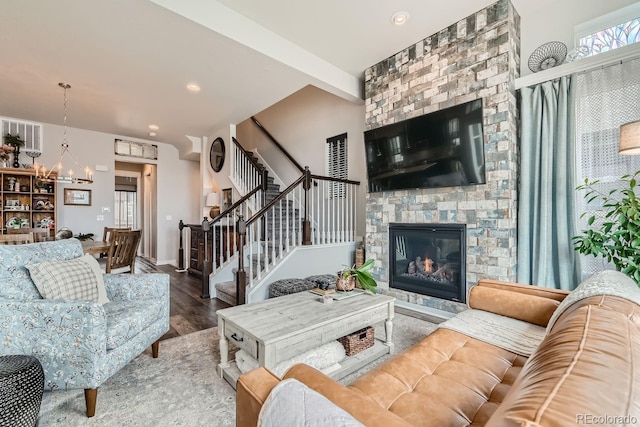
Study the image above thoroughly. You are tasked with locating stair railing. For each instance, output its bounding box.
[307,173,360,244]
[232,136,268,199]
[178,140,268,299]
[235,168,360,303]
[251,116,304,173]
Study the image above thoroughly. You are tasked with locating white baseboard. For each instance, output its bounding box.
[155,259,176,266]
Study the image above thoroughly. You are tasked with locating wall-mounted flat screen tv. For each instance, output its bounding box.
[364,99,486,192]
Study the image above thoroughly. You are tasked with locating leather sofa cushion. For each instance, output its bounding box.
[486,295,640,426]
[469,285,560,326]
[347,328,527,426]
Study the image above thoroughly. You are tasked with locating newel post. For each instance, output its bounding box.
[201,218,211,299]
[177,220,186,272]
[302,166,312,245]
[236,215,247,305]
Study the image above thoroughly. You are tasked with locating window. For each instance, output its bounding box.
[575,57,640,279]
[114,176,138,228]
[114,139,158,160]
[114,191,137,228]
[1,117,42,154]
[576,3,640,57]
[326,133,347,197]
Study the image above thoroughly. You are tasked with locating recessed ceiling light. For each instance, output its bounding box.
[186,82,201,92]
[148,124,159,131]
[391,11,410,26]
[149,132,157,137]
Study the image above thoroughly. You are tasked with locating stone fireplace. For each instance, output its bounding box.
[364,0,520,314]
[390,223,466,303]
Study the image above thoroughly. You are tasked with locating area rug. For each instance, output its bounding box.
[38,313,437,426]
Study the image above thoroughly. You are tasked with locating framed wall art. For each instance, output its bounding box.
[63,188,92,206]
[222,188,232,210]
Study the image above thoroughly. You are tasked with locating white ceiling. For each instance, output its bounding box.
[0,0,636,160]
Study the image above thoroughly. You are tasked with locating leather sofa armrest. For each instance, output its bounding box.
[284,364,412,427]
[469,280,569,326]
[236,367,281,427]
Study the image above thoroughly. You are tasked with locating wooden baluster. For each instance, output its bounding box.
[302,166,312,245]
[201,218,211,299]
[271,205,277,262]
[235,216,246,305]
[278,198,283,259]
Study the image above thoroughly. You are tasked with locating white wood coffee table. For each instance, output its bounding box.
[217,290,395,388]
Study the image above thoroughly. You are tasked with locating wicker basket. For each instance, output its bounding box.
[337,326,374,356]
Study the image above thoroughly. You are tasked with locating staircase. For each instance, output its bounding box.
[215,150,301,305]
[181,121,361,307]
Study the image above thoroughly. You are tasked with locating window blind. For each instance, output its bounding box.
[326,133,347,198]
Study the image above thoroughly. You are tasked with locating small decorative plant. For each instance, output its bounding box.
[3,133,24,148]
[573,171,640,284]
[74,232,95,241]
[337,259,377,293]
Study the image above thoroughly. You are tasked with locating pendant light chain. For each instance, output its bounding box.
[38,83,93,184]
[62,83,68,149]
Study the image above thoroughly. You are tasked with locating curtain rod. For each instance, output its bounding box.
[515,43,640,90]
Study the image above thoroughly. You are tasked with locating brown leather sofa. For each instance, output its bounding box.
[236,277,640,426]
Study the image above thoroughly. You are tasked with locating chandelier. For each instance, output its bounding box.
[35,83,93,184]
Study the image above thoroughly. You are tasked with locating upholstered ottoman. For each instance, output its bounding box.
[0,355,44,427]
[268,278,317,298]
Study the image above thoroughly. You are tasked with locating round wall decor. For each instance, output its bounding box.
[209,137,225,172]
[528,41,567,73]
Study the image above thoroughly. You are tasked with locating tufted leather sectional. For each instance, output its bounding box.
[236,276,640,426]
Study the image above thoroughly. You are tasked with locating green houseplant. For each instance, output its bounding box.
[3,133,24,148]
[337,258,378,293]
[573,171,640,284]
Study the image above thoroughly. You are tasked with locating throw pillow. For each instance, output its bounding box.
[26,254,109,304]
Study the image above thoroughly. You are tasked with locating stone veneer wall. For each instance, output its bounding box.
[364,0,520,313]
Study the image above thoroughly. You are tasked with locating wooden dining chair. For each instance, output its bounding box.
[106,230,141,273]
[7,227,50,242]
[100,227,132,257]
[0,233,34,245]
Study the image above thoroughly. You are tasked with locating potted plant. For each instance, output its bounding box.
[74,232,95,241]
[573,171,640,284]
[3,133,24,168]
[336,259,378,293]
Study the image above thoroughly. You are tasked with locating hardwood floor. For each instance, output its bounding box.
[135,257,231,340]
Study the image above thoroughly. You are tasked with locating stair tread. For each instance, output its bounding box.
[215,281,236,305]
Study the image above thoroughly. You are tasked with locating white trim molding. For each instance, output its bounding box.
[515,43,640,90]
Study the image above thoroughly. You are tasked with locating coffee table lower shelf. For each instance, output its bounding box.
[220,338,391,389]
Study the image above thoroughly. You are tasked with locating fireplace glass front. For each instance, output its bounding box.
[389,223,466,303]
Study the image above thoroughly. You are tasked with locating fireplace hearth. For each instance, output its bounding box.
[389,223,466,303]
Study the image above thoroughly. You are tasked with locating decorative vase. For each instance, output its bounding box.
[0,160,8,168]
[336,274,356,291]
[12,146,20,168]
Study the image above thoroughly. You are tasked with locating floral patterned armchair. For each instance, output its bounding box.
[0,238,170,417]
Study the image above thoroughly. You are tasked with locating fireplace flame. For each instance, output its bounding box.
[424,258,434,274]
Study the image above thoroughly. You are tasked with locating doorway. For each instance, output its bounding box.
[115,161,157,260]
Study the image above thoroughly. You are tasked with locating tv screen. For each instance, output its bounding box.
[364,99,486,192]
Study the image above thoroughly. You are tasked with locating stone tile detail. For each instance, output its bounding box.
[364,0,520,312]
